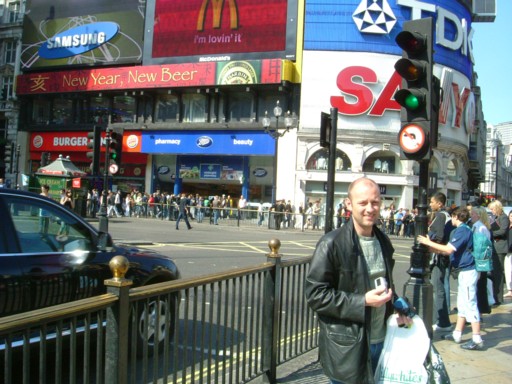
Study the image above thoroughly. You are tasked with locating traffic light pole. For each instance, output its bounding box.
[98,130,111,233]
[324,107,338,233]
[403,159,433,338]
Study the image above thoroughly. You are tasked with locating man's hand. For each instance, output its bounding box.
[396,313,414,328]
[365,287,393,307]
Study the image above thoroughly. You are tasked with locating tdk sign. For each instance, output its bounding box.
[39,22,119,59]
[196,136,213,148]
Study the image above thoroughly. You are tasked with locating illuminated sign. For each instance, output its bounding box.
[39,22,119,59]
[144,0,298,64]
[16,59,286,94]
[22,0,144,70]
[304,0,473,79]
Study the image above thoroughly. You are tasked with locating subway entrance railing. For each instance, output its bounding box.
[0,239,318,384]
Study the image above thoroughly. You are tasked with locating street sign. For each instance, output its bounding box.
[109,163,119,174]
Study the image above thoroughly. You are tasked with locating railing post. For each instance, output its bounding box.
[262,238,282,383]
[104,256,133,384]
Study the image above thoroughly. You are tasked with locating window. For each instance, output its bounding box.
[52,98,73,125]
[7,196,93,254]
[8,2,20,23]
[89,97,110,124]
[306,149,352,171]
[182,93,206,122]
[2,76,13,99]
[155,94,179,122]
[112,95,136,123]
[4,41,16,64]
[363,151,396,174]
[32,98,50,124]
[228,92,254,122]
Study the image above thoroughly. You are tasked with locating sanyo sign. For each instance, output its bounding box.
[397,0,474,64]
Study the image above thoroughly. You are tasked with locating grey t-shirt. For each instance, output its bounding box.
[359,235,387,344]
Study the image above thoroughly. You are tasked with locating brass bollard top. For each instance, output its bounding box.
[109,255,129,280]
[268,238,281,258]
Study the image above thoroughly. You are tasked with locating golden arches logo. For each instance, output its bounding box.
[197,0,239,31]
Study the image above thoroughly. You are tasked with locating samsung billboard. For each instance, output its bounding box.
[143,0,298,65]
[21,0,145,71]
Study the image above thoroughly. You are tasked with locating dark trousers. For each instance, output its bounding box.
[176,211,191,229]
[431,256,451,327]
[491,252,505,304]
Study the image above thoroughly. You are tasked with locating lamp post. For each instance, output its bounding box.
[262,101,295,204]
[98,129,111,233]
[14,144,20,189]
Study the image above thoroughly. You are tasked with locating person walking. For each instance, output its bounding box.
[176,193,192,230]
[305,177,412,383]
[469,206,492,315]
[418,208,483,350]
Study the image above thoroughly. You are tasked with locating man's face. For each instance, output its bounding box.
[346,180,381,235]
[429,197,442,212]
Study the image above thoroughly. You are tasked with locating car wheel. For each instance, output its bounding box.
[134,295,177,356]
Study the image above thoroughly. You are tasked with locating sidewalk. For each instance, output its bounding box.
[262,302,512,383]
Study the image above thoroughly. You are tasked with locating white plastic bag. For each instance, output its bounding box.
[374,314,430,384]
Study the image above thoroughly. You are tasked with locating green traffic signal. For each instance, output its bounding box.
[394,89,425,112]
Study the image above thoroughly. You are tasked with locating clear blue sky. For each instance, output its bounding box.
[472,0,512,125]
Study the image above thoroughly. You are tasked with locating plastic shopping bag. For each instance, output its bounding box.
[374,314,430,384]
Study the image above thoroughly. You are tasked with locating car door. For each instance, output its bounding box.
[3,193,103,311]
[0,194,26,316]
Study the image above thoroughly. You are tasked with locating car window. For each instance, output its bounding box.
[5,196,93,254]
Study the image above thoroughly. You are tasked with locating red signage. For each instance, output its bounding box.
[72,178,82,188]
[150,0,289,59]
[16,59,285,94]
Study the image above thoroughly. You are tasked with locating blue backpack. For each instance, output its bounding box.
[471,228,494,272]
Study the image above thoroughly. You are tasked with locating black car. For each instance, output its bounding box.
[0,188,180,352]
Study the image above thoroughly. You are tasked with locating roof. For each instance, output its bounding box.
[36,155,87,177]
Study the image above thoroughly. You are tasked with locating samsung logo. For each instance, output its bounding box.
[196,136,213,148]
[39,22,119,59]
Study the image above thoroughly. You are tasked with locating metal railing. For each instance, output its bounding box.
[0,240,318,383]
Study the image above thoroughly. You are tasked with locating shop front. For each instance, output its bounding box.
[137,130,277,202]
[29,131,148,193]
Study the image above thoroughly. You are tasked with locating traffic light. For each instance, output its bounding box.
[108,129,123,165]
[394,17,436,161]
[320,112,331,148]
[4,142,14,173]
[87,125,101,175]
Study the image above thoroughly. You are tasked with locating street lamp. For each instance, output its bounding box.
[262,100,296,203]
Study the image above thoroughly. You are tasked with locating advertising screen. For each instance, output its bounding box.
[21,0,145,71]
[144,0,298,64]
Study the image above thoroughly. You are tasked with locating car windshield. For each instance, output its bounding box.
[6,195,93,255]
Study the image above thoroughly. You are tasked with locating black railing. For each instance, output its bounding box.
[0,240,318,383]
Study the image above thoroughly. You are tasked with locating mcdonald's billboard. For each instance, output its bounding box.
[143,0,299,65]
[21,0,145,71]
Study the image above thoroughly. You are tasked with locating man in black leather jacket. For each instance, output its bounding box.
[305,177,408,384]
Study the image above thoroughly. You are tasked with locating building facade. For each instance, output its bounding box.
[3,0,494,212]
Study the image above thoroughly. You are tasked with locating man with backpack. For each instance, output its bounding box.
[428,192,455,332]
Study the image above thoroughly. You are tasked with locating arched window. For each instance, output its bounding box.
[363,151,397,174]
[306,149,351,171]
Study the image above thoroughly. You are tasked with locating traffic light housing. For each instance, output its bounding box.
[320,112,331,148]
[87,125,101,175]
[394,18,436,161]
[108,129,123,165]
